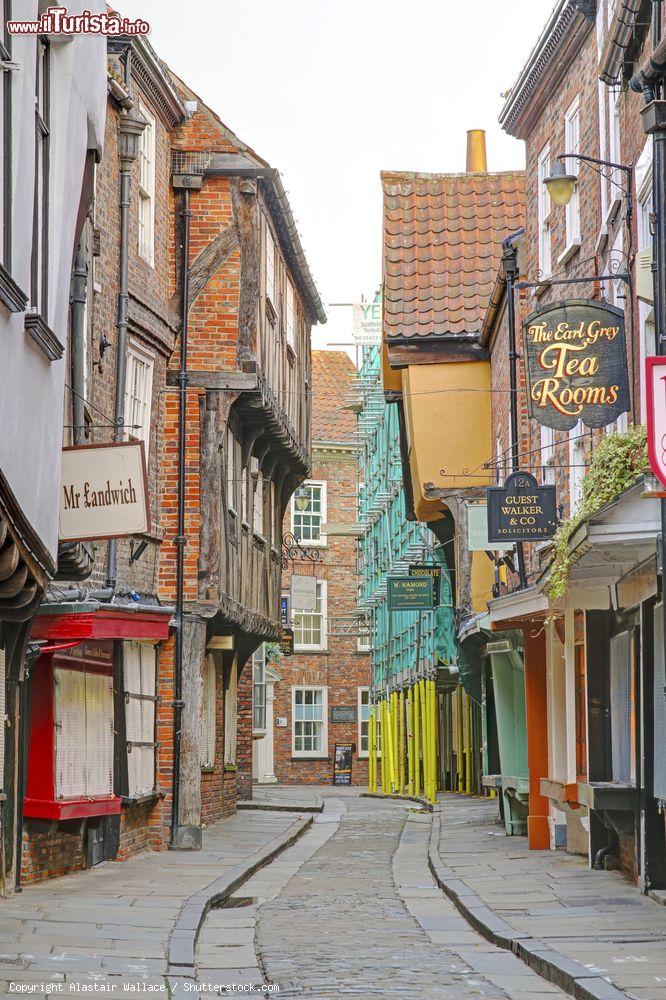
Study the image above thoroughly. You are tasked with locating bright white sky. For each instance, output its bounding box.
[120,0,555,350]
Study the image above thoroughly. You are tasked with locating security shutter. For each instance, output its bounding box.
[610,632,631,785]
[200,655,216,767]
[123,642,157,797]
[654,604,666,799]
[224,660,237,765]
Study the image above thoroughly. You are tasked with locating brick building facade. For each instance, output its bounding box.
[266,351,371,787]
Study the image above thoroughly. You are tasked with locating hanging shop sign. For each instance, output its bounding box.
[646,356,666,487]
[290,574,317,612]
[387,576,433,611]
[486,471,557,544]
[467,503,510,553]
[59,442,150,542]
[352,296,382,346]
[409,564,441,605]
[278,628,294,656]
[523,299,630,430]
[330,705,357,724]
[332,742,354,785]
[280,595,290,626]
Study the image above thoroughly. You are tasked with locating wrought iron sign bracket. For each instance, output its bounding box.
[516,273,630,291]
[281,531,321,570]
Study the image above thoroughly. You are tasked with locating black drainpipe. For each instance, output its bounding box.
[170,185,192,847]
[71,246,87,445]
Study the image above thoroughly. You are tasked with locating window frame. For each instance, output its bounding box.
[123,339,154,453]
[291,480,327,548]
[540,425,555,486]
[0,0,12,271]
[252,644,266,734]
[223,659,238,766]
[200,654,217,770]
[537,143,552,278]
[123,641,158,799]
[54,665,114,800]
[568,420,586,515]
[226,427,237,516]
[253,466,264,539]
[31,37,50,316]
[137,98,156,266]
[286,280,296,352]
[358,687,381,759]
[293,578,328,652]
[292,685,328,759]
[564,95,581,251]
[265,222,276,310]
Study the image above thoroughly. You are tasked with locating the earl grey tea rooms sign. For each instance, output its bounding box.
[523,300,630,430]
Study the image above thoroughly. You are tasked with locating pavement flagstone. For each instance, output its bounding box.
[436,793,666,1000]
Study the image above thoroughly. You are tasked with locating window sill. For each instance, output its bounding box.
[121,790,161,806]
[253,532,267,547]
[556,238,581,268]
[25,312,64,361]
[0,263,28,313]
[294,647,329,655]
[23,795,122,820]
[291,755,331,761]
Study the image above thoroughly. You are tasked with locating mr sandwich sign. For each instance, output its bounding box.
[59,442,150,542]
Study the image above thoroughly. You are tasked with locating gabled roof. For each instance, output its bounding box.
[381,170,525,341]
[312,351,357,444]
[499,0,595,139]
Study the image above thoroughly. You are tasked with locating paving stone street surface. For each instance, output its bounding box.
[5,789,666,998]
[437,795,666,1000]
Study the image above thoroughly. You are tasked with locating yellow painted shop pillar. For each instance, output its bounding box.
[398,690,405,795]
[457,686,464,793]
[413,682,421,798]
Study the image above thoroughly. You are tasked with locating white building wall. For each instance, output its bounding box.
[0,1,106,561]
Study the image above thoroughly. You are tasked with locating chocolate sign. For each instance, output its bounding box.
[523,300,630,430]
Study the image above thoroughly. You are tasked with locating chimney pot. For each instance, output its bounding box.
[466,130,487,172]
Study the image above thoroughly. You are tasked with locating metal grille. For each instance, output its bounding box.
[171,150,213,176]
[654,604,666,800]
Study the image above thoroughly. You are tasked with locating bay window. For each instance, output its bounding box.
[55,667,113,799]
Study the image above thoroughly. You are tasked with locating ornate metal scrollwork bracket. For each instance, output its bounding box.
[281,532,321,571]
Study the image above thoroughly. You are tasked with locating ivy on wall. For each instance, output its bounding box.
[546,424,648,601]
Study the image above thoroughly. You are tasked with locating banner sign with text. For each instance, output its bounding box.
[486,472,557,544]
[409,564,441,605]
[523,299,629,430]
[388,576,434,611]
[646,356,666,487]
[352,297,382,346]
[59,442,149,542]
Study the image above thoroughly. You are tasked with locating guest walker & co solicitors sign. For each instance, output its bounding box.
[523,299,630,430]
[487,472,557,544]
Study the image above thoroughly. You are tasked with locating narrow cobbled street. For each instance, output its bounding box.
[196,792,564,998]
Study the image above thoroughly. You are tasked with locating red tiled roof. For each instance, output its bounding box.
[381,170,526,339]
[312,351,358,443]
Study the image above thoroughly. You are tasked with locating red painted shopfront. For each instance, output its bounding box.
[22,606,171,882]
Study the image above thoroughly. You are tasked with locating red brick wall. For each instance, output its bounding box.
[272,449,371,785]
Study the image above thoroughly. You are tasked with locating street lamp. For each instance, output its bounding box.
[543,159,578,206]
[545,152,633,210]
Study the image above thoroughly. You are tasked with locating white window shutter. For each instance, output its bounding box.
[85,672,114,797]
[224,660,238,765]
[200,655,216,768]
[54,668,87,799]
[140,645,156,793]
[124,642,142,796]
